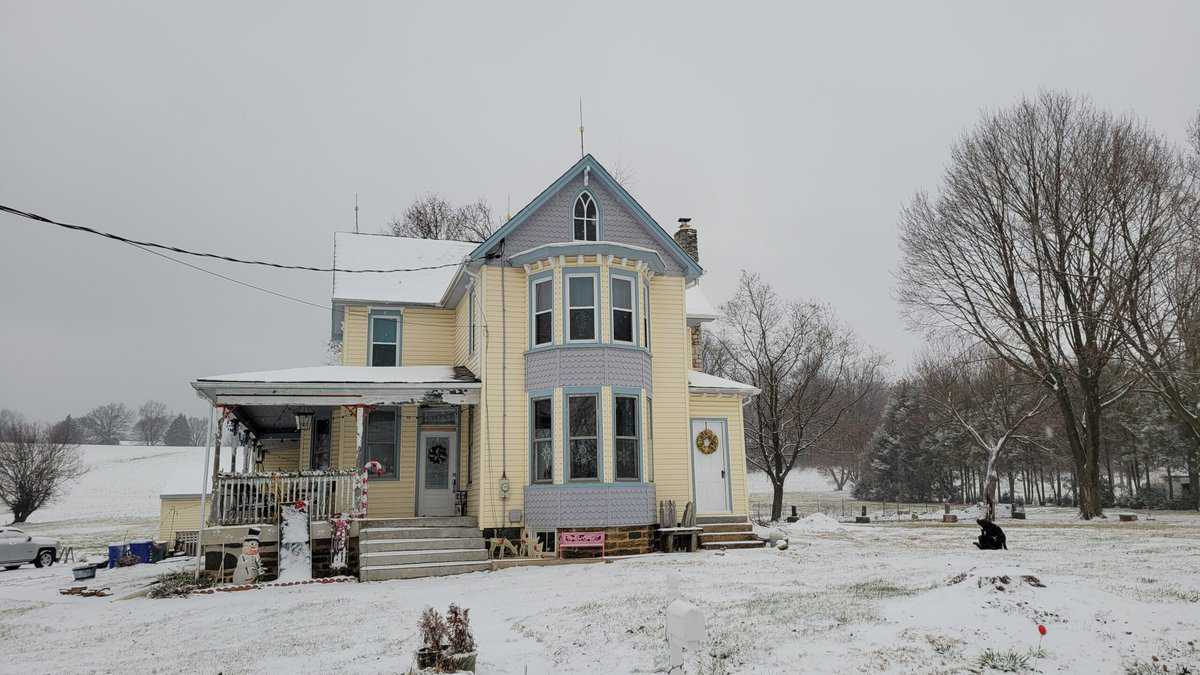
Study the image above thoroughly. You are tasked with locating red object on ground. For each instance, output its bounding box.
[1038,624,1047,636]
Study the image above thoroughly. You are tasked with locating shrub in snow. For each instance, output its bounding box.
[976,648,1030,672]
[148,569,215,599]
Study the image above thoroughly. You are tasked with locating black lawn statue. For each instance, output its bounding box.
[974,518,1008,550]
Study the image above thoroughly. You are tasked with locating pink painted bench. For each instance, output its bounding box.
[558,531,605,558]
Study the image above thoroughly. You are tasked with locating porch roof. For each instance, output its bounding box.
[192,365,480,408]
[688,370,760,397]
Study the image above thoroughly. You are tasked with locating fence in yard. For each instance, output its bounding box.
[211,471,361,526]
[749,495,969,525]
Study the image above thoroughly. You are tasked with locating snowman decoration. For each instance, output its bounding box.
[232,526,263,584]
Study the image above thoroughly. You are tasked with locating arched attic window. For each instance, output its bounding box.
[573,192,598,241]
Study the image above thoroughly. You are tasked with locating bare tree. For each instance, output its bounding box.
[897,91,1180,518]
[917,345,1050,520]
[719,272,885,520]
[187,416,209,446]
[0,419,86,523]
[810,385,888,491]
[387,194,495,242]
[81,403,133,445]
[698,330,733,376]
[134,401,170,446]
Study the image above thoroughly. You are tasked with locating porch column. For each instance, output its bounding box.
[209,408,227,525]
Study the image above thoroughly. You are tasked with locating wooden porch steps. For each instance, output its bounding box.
[696,515,765,551]
[358,517,487,582]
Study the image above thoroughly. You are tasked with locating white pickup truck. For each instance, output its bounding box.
[0,526,59,570]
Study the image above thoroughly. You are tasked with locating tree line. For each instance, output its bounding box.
[0,403,208,447]
[707,91,1199,522]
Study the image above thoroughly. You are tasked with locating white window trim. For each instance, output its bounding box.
[368,312,401,367]
[610,273,637,346]
[531,276,554,347]
[572,191,599,241]
[565,272,599,344]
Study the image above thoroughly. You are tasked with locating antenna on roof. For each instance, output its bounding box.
[578,98,585,158]
[354,193,359,233]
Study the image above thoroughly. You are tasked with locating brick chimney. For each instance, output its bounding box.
[673,218,698,263]
[674,218,704,371]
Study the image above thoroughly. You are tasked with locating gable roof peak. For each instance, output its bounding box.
[470,154,703,279]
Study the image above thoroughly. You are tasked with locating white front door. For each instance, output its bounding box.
[418,431,457,516]
[691,419,731,513]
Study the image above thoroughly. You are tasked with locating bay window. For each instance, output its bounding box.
[611,275,635,344]
[567,274,597,342]
[531,397,553,482]
[532,276,553,346]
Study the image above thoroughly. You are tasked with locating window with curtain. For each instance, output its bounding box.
[531,397,552,482]
[567,275,596,342]
[612,276,634,344]
[370,315,399,366]
[366,409,398,478]
[532,277,553,346]
[567,394,598,480]
[614,395,640,480]
[573,192,598,241]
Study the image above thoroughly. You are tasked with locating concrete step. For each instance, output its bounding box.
[361,537,483,553]
[359,516,478,529]
[695,514,750,525]
[701,540,766,550]
[361,526,481,541]
[361,560,492,582]
[700,522,755,534]
[699,531,758,543]
[361,548,489,567]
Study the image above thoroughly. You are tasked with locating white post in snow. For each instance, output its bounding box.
[194,406,216,581]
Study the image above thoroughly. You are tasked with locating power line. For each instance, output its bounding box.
[129,243,332,311]
[0,203,468,274]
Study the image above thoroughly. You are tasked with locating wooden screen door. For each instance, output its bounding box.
[691,419,731,513]
[418,431,457,516]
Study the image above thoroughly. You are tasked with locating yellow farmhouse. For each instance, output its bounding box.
[183,155,760,581]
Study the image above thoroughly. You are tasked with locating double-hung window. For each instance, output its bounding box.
[611,275,635,345]
[531,397,553,482]
[614,395,640,480]
[567,394,599,480]
[532,277,553,346]
[646,398,654,482]
[366,409,399,479]
[567,274,597,342]
[643,282,651,349]
[369,312,400,366]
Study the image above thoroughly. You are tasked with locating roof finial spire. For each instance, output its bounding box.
[578,97,585,158]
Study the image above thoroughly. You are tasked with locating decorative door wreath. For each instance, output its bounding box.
[695,428,720,455]
[426,444,448,464]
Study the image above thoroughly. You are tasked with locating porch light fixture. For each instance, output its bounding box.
[294,412,314,432]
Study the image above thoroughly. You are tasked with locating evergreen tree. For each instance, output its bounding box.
[163,413,192,447]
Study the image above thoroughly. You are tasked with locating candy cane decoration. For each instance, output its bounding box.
[359,459,384,516]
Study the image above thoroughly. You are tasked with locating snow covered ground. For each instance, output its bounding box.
[0,444,206,555]
[3,451,1198,673]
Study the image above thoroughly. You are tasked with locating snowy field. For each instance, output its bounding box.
[2,453,1199,673]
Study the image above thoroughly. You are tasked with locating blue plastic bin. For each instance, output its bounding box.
[128,539,153,564]
[107,543,125,568]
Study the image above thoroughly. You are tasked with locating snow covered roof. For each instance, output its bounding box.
[196,365,476,385]
[332,232,475,305]
[686,284,719,324]
[688,370,760,396]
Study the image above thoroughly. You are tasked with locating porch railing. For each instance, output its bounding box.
[211,471,361,526]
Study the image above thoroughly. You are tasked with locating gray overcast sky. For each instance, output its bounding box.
[2,2,1198,421]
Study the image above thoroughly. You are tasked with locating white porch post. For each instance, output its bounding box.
[194,405,216,581]
[356,406,367,516]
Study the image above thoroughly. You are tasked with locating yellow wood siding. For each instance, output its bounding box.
[159,496,204,542]
[343,306,368,366]
[261,444,300,472]
[649,275,692,507]
[477,265,528,528]
[688,393,750,515]
[403,307,456,365]
[365,404,418,518]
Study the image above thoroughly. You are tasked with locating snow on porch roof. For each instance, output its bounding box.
[195,365,478,385]
[688,370,760,396]
[332,232,476,305]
